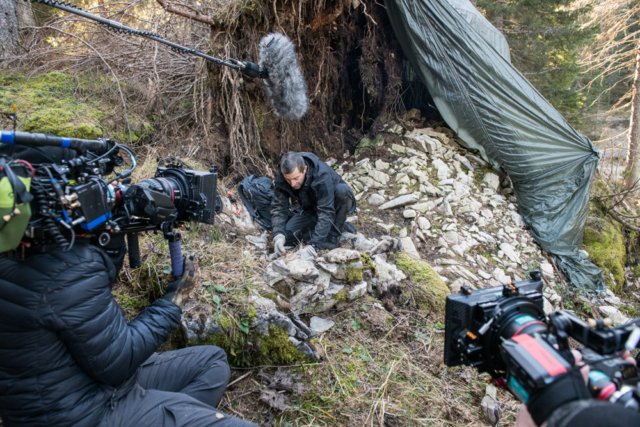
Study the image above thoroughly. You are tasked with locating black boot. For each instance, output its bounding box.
[343,223,357,234]
[323,235,340,250]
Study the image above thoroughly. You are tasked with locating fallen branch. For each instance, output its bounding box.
[154,0,214,25]
[608,209,640,231]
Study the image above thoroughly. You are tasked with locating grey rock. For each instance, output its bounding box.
[412,201,436,213]
[246,234,268,249]
[375,159,390,170]
[418,217,431,231]
[288,259,320,282]
[400,237,421,260]
[348,281,368,301]
[540,262,555,278]
[353,235,377,252]
[368,194,386,205]
[265,262,288,286]
[324,248,361,263]
[443,231,460,245]
[379,194,420,210]
[369,238,404,255]
[369,169,390,185]
[310,316,335,333]
[483,173,500,191]
[403,209,417,218]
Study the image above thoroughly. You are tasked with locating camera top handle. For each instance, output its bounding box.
[1,130,112,155]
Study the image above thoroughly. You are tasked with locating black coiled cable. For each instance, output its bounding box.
[31,181,71,251]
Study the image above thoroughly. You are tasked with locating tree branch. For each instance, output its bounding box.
[154,0,214,25]
[608,209,640,232]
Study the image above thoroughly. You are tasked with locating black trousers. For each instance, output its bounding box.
[283,182,353,247]
[99,346,258,427]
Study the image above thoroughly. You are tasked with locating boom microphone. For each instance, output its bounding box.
[258,33,309,121]
[26,0,310,121]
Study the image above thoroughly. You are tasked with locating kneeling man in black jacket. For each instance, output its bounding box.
[0,244,258,427]
[271,152,356,260]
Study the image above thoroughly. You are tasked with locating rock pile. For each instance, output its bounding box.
[263,241,406,314]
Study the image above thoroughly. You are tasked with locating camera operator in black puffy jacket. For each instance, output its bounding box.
[0,243,258,427]
[0,145,257,427]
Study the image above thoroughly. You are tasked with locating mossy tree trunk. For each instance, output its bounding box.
[0,0,20,59]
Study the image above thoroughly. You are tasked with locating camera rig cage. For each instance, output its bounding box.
[445,271,640,413]
[0,130,222,276]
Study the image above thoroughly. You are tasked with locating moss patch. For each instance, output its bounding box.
[0,71,153,143]
[0,72,104,139]
[346,260,364,284]
[581,218,626,293]
[258,325,305,365]
[333,288,349,303]
[194,324,304,367]
[395,253,449,313]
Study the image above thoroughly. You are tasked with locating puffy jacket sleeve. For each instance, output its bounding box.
[309,168,336,248]
[40,244,182,387]
[271,185,291,237]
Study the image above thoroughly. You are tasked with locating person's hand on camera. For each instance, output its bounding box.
[162,256,200,308]
[295,245,316,261]
[273,234,286,257]
[515,349,637,427]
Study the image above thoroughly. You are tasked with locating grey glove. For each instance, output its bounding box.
[295,245,317,261]
[273,234,286,257]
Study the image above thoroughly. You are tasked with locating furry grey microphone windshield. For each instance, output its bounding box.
[258,33,309,121]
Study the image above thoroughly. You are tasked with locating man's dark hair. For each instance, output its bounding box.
[281,152,305,174]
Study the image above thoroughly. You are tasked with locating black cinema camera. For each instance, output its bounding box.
[445,271,640,419]
[0,130,222,275]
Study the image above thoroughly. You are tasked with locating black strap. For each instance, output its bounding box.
[0,158,32,206]
[527,368,592,426]
[237,182,258,219]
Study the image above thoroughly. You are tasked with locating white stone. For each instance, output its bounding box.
[368,194,385,205]
[432,158,452,180]
[418,217,431,231]
[310,316,335,333]
[348,281,368,301]
[398,228,408,238]
[605,295,622,307]
[375,159,390,170]
[378,223,394,231]
[540,262,554,278]
[400,237,421,260]
[492,267,512,285]
[510,211,525,228]
[379,194,420,210]
[480,209,494,219]
[392,144,406,154]
[403,209,417,218]
[598,306,631,325]
[246,234,268,249]
[324,248,361,263]
[499,243,521,264]
[411,202,435,214]
[288,259,320,282]
[369,169,390,185]
[483,173,500,191]
[443,231,460,245]
[453,181,471,198]
[478,270,492,280]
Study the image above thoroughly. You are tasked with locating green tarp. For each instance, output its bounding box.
[386,0,605,292]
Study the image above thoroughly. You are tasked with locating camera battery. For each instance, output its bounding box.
[502,334,571,403]
[74,181,110,230]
